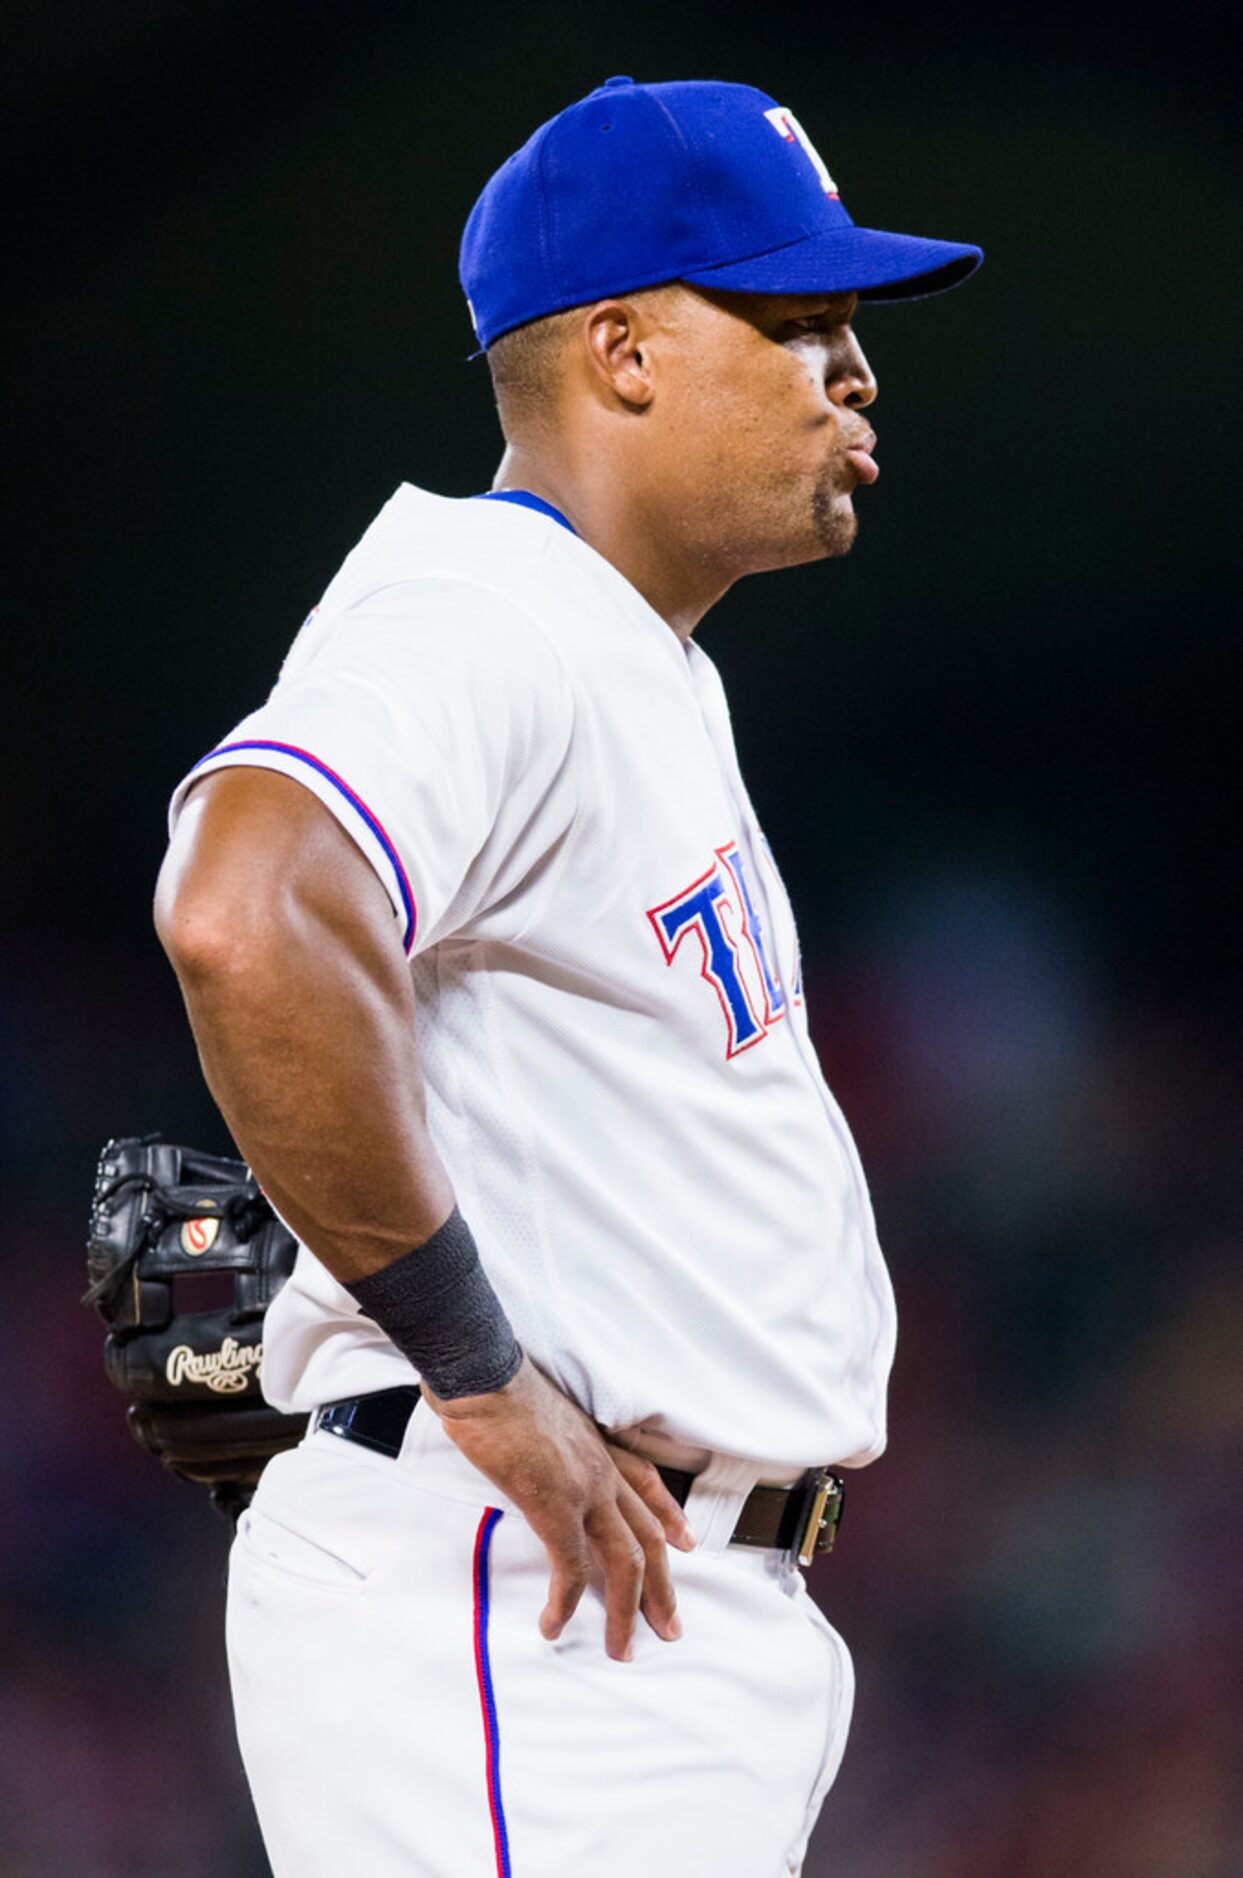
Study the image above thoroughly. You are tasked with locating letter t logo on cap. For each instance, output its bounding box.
[763,106,838,196]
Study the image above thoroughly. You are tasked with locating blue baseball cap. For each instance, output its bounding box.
[460,77,983,349]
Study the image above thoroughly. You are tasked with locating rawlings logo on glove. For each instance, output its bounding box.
[165,1336,265,1392]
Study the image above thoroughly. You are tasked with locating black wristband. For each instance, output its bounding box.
[344,1208,523,1401]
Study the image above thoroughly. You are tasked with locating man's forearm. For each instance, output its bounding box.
[167,924,453,1279]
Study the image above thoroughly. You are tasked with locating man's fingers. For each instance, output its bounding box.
[446,1372,696,1658]
[538,1542,591,1641]
[617,1485,683,1643]
[588,1514,646,1662]
[609,1448,697,1551]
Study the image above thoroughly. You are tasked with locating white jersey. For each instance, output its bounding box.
[170,486,896,1469]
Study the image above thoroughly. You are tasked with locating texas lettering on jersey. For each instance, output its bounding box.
[647,841,797,1059]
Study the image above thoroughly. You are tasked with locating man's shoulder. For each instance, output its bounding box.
[298,488,683,721]
[313,483,656,671]
[328,485,556,607]
[298,487,546,651]
[272,488,582,710]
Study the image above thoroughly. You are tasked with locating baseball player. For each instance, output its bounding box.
[156,77,980,1878]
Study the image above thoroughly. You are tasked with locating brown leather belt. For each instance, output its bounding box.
[312,1386,844,1566]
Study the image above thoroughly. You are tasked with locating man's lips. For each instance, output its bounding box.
[843,430,879,485]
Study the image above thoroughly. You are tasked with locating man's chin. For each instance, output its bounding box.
[811,485,859,558]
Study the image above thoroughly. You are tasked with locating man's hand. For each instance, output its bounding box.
[423,1357,696,1662]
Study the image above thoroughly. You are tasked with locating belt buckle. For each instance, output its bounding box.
[796,1468,845,1567]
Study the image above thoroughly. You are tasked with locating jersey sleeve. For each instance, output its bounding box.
[168,579,576,955]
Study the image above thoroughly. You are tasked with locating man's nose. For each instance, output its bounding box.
[828,334,878,410]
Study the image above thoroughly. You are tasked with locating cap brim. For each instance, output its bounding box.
[680,225,982,302]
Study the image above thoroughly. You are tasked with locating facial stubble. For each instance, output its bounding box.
[811,462,859,558]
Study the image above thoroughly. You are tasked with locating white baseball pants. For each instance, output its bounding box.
[226,1406,854,1878]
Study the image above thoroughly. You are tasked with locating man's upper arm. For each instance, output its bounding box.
[156,765,406,975]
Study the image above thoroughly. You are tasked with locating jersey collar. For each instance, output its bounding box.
[473,489,578,536]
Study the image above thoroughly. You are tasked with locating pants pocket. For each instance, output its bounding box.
[236,1504,372,1594]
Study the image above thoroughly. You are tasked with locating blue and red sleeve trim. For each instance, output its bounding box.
[188,739,418,953]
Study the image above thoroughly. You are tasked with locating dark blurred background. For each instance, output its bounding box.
[4,3,1241,1873]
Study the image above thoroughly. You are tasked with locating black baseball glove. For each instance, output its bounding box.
[85,1135,308,1519]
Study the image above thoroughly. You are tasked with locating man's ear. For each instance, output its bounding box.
[580,299,659,408]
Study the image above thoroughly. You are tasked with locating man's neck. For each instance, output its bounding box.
[490,445,734,642]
